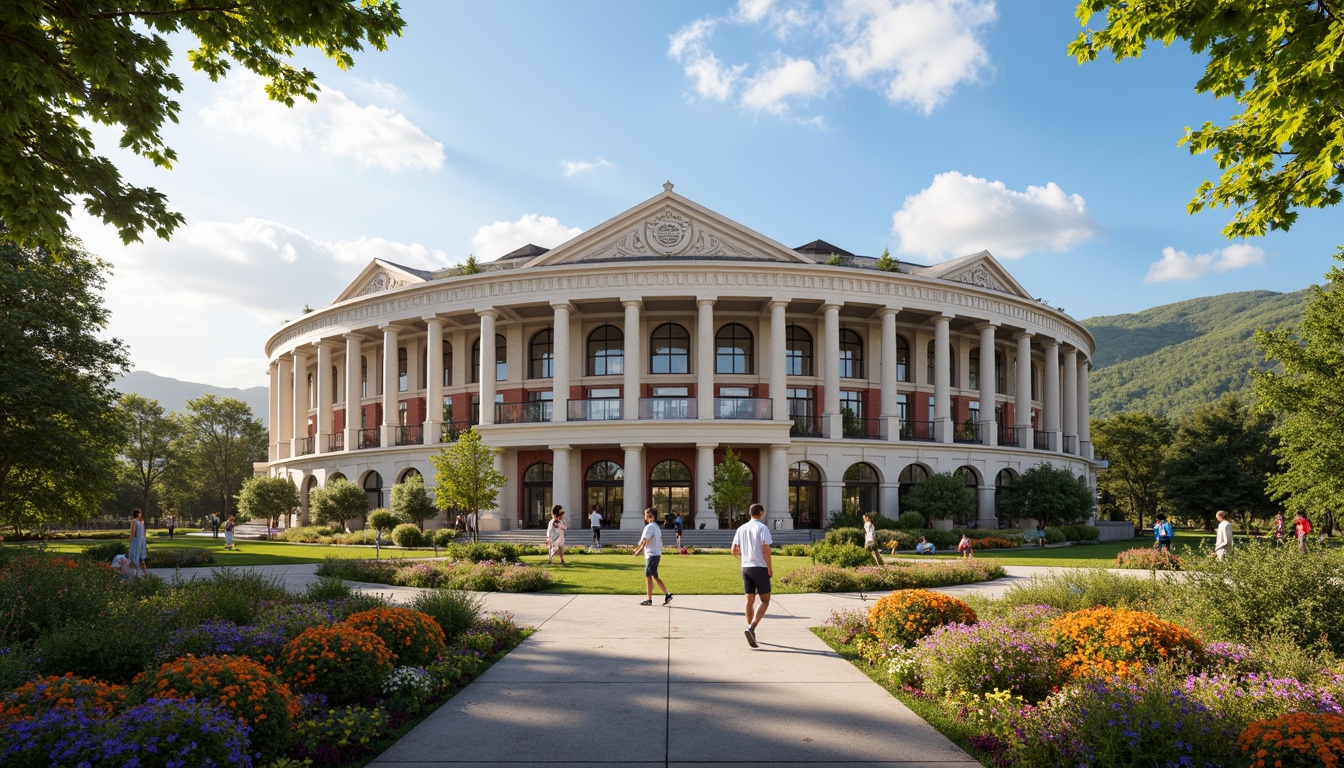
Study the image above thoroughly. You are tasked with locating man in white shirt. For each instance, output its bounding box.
[1214,509,1233,560]
[731,503,773,648]
[589,505,603,550]
[466,511,476,539]
[633,508,672,606]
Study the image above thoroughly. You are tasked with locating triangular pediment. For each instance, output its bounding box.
[918,251,1033,299]
[524,184,814,268]
[334,260,431,304]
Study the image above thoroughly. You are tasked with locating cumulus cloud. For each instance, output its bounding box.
[562,157,615,176]
[471,214,583,260]
[669,0,995,118]
[200,73,445,172]
[1144,244,1267,283]
[891,171,1097,260]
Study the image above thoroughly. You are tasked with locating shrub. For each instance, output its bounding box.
[0,553,122,646]
[998,567,1167,613]
[897,511,926,529]
[280,625,392,705]
[144,547,215,568]
[1058,524,1100,542]
[1238,712,1344,768]
[810,541,874,568]
[432,528,459,547]
[303,574,353,602]
[1043,526,1066,544]
[779,561,1005,593]
[866,589,977,650]
[162,568,289,627]
[407,588,484,643]
[382,665,438,714]
[252,601,337,641]
[393,561,447,588]
[35,597,164,683]
[276,525,339,543]
[338,528,379,545]
[343,607,446,667]
[81,541,127,561]
[329,591,393,620]
[1051,606,1204,679]
[390,523,425,548]
[963,536,1018,550]
[314,556,399,583]
[1114,547,1182,570]
[823,527,864,547]
[826,513,899,530]
[293,704,388,765]
[779,565,861,593]
[367,508,404,533]
[1184,672,1344,735]
[140,654,299,758]
[443,561,554,592]
[0,674,128,726]
[875,529,914,551]
[448,541,521,563]
[911,620,1060,701]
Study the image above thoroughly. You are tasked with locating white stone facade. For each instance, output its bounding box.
[263,185,1096,531]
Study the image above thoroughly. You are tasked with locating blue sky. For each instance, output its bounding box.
[73,1,1342,390]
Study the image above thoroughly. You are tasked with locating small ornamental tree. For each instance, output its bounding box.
[875,248,899,272]
[308,478,370,530]
[391,473,439,530]
[997,463,1094,528]
[430,428,504,542]
[903,472,974,527]
[236,475,299,529]
[706,447,753,528]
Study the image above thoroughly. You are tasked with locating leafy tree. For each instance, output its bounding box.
[176,395,267,519]
[903,472,974,527]
[875,248,899,272]
[391,473,439,530]
[1092,412,1175,532]
[367,508,404,533]
[996,463,1094,527]
[115,393,183,519]
[430,429,504,542]
[1,0,405,251]
[1254,249,1344,533]
[0,235,128,534]
[1071,1,1344,238]
[236,475,298,529]
[706,447,753,528]
[308,478,369,530]
[1163,394,1279,532]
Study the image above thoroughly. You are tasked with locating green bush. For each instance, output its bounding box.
[157,567,289,627]
[390,522,425,548]
[826,512,900,530]
[314,556,399,583]
[276,525,340,543]
[407,588,484,643]
[331,591,393,620]
[367,508,404,533]
[36,598,164,683]
[432,528,460,546]
[811,541,875,568]
[876,529,916,550]
[1043,527,1066,544]
[304,574,354,602]
[998,567,1167,614]
[448,541,522,563]
[776,543,812,557]
[921,530,962,549]
[779,561,1005,592]
[294,704,389,763]
[339,529,378,545]
[0,553,127,647]
[911,619,1061,701]
[441,561,554,592]
[824,527,864,547]
[897,511,926,529]
[1058,525,1100,542]
[144,547,214,568]
[81,541,127,561]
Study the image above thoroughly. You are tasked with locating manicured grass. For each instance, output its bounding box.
[524,550,815,594]
[40,535,434,566]
[907,532,1212,568]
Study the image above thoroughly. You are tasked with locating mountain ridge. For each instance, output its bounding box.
[113,370,270,427]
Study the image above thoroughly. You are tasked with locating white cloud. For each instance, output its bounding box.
[741,56,826,114]
[562,157,616,177]
[891,171,1097,260]
[669,20,745,101]
[1144,244,1267,283]
[471,214,583,260]
[200,73,445,172]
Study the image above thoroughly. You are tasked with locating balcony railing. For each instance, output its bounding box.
[496,401,552,424]
[569,399,623,421]
[439,420,474,443]
[900,420,936,442]
[790,415,822,437]
[954,422,983,444]
[395,424,423,446]
[640,397,696,420]
[326,432,344,452]
[998,425,1026,447]
[297,436,314,456]
[1033,430,1051,451]
[714,397,772,420]
[357,428,380,450]
[1062,434,1077,455]
[842,416,880,439]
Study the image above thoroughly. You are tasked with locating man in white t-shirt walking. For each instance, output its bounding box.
[633,508,673,606]
[589,504,603,550]
[731,503,773,648]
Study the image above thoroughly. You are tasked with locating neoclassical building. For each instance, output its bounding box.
[264,184,1097,531]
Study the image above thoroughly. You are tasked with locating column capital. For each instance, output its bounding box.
[269,360,280,372]
[821,303,842,313]
[621,298,643,310]
[695,442,719,450]
[696,297,716,309]
[619,443,645,452]
[766,299,789,311]
[1042,338,1061,350]
[975,321,999,332]
[550,301,575,312]
[422,315,446,326]
[933,312,953,325]
[547,444,573,453]
[769,443,790,452]
[477,308,498,319]
[1013,330,1033,341]
[879,307,902,317]
[314,340,342,351]
[343,332,369,343]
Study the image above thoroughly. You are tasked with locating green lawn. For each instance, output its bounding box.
[911,532,1214,568]
[521,550,816,594]
[41,535,433,567]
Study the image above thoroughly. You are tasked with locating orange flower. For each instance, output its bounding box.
[866,589,977,649]
[1050,607,1203,679]
[1240,713,1344,768]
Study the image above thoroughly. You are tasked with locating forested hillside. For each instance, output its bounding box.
[1082,289,1310,419]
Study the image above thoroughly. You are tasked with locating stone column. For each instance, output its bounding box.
[268,362,280,461]
[1014,332,1033,435]
[479,450,509,530]
[291,350,309,456]
[978,323,997,447]
[769,301,787,424]
[695,443,718,530]
[1077,357,1092,459]
[380,325,399,446]
[881,481,899,519]
[933,314,952,444]
[552,303,571,423]
[823,480,842,521]
[621,443,645,529]
[478,311,497,426]
[822,304,841,438]
[1043,340,1061,451]
[766,444,791,530]
[1062,347,1079,454]
[344,335,362,450]
[316,343,333,453]
[880,309,900,440]
[978,484,998,529]
[425,318,444,443]
[277,357,293,459]
[551,445,572,521]
[697,298,715,419]
[623,300,641,421]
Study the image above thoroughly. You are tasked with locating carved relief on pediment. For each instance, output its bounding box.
[576,207,763,262]
[356,270,409,296]
[948,265,1005,293]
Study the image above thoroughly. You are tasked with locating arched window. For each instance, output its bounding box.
[522,463,553,529]
[995,469,1016,528]
[785,325,813,376]
[789,462,822,529]
[327,472,347,484]
[585,461,623,527]
[529,328,554,379]
[362,472,382,515]
[650,323,690,374]
[650,460,692,522]
[397,467,421,484]
[954,466,980,528]
[715,323,754,374]
[443,341,453,386]
[843,463,879,517]
[927,341,957,387]
[898,463,930,512]
[839,329,864,378]
[896,335,911,382]
[471,334,507,383]
[587,325,623,376]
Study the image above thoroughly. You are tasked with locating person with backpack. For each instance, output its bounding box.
[1295,512,1312,553]
[1153,514,1173,553]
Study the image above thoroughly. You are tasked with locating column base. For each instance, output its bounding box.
[478,512,510,531]
[620,514,646,531]
[764,513,793,531]
[423,419,442,445]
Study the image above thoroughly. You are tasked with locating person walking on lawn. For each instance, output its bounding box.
[633,508,672,606]
[732,503,772,648]
[862,514,884,565]
[546,505,568,565]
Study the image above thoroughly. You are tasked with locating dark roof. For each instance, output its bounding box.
[794,239,854,258]
[499,244,551,260]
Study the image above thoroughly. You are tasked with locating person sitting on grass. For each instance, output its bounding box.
[914,536,935,555]
[958,533,974,560]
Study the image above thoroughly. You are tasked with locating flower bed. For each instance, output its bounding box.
[779,560,1004,593]
[315,556,555,592]
[1114,546,1182,570]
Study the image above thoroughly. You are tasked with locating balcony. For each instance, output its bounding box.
[1062,435,1077,455]
[496,401,552,424]
[395,424,423,446]
[297,436,314,456]
[1033,430,1051,451]
[998,425,1026,448]
[954,421,983,444]
[714,397,772,420]
[640,397,696,420]
[439,420,474,443]
[570,399,623,421]
[326,432,344,452]
[357,428,380,450]
[790,415,822,437]
[842,416,880,439]
[900,420,936,442]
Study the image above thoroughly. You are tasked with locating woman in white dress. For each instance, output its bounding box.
[546,505,567,565]
[127,508,148,577]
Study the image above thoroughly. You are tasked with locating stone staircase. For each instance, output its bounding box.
[479,527,824,548]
